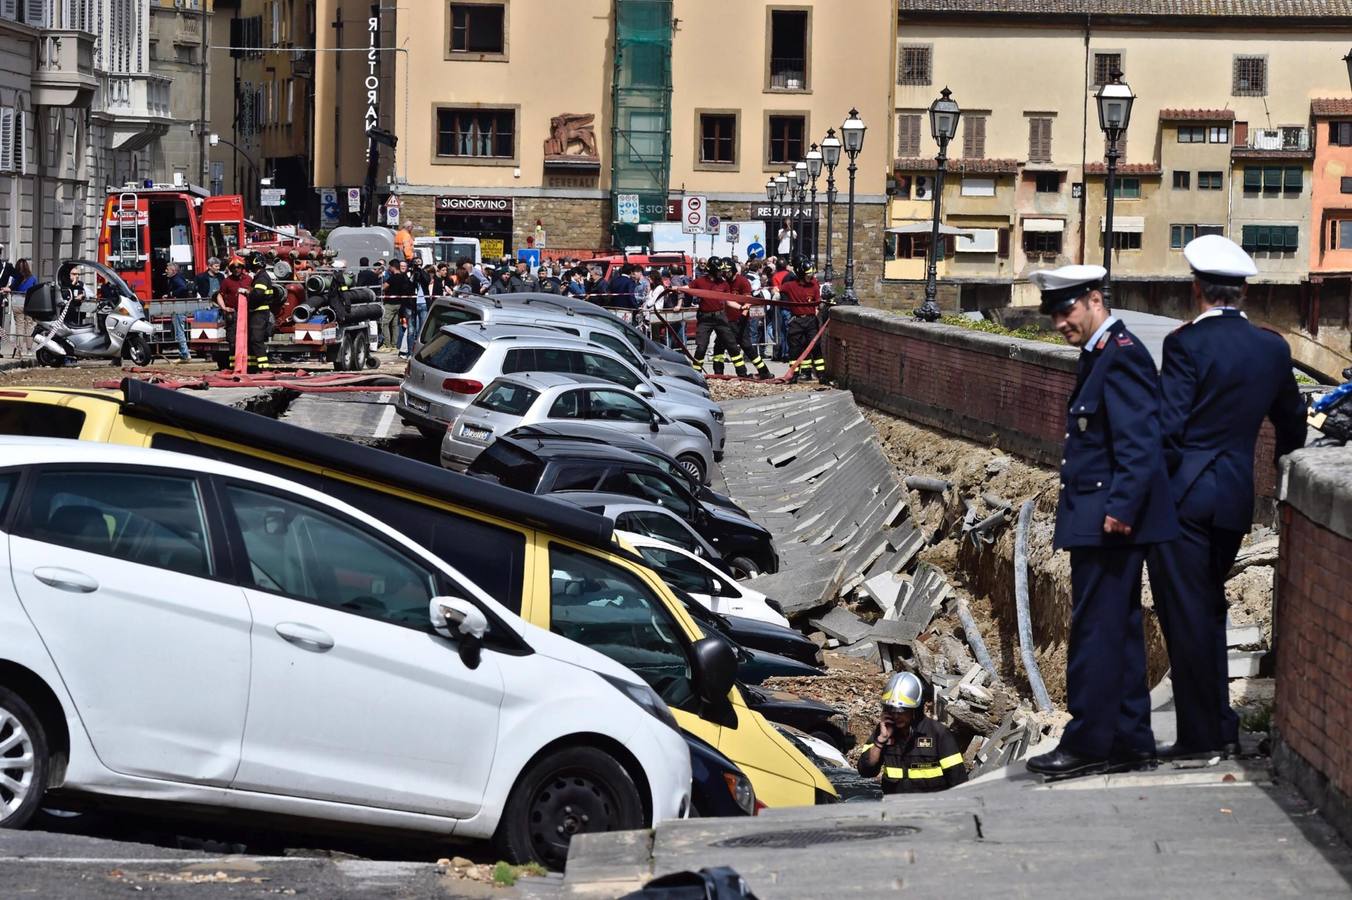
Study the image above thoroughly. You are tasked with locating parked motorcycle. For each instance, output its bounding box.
[26,260,154,367]
[1308,366,1352,446]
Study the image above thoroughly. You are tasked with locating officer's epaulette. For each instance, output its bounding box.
[1114,333,1134,347]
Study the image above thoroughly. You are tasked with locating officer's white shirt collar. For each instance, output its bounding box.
[1083,315,1118,353]
[1193,306,1246,325]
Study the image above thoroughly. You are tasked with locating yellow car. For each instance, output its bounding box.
[0,383,835,809]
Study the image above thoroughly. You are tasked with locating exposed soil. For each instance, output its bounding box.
[706,376,829,403]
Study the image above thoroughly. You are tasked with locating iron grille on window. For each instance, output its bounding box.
[898,45,931,85]
[700,114,736,164]
[1233,56,1267,96]
[768,115,804,164]
[436,108,515,158]
[1093,53,1121,86]
[897,113,921,157]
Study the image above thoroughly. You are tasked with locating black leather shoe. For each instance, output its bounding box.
[1025,749,1109,777]
[1156,741,1240,761]
[1107,747,1159,773]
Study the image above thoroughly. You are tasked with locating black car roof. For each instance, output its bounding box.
[491,433,653,466]
[118,379,615,549]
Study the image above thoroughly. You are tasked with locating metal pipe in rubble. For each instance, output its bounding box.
[905,475,951,494]
[954,595,996,678]
[1014,498,1053,713]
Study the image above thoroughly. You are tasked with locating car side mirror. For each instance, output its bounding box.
[649,413,661,433]
[691,635,738,706]
[636,383,654,398]
[430,597,488,669]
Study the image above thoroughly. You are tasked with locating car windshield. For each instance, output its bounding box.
[415,331,485,373]
[590,330,646,371]
[472,381,540,416]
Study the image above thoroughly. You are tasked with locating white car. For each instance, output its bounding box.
[617,531,790,628]
[0,439,689,869]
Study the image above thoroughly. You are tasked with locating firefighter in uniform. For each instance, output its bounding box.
[1023,264,1179,779]
[218,255,252,371]
[1148,236,1306,761]
[781,257,824,382]
[722,259,771,379]
[244,252,281,372]
[857,672,968,794]
[688,257,746,377]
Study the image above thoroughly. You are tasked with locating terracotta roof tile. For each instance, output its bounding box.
[893,157,1021,174]
[897,1,1352,16]
[1084,162,1163,175]
[1159,108,1236,121]
[1311,98,1352,117]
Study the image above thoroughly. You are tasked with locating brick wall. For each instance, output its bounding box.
[1273,446,1352,845]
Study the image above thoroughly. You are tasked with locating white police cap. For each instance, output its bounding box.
[1183,234,1256,285]
[1029,264,1107,314]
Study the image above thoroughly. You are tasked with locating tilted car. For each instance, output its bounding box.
[0,438,692,870]
[618,531,788,627]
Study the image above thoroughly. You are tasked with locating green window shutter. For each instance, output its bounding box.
[1285,226,1300,250]
[1255,226,1270,249]
[1262,167,1281,192]
[1170,225,1182,249]
[1284,167,1303,192]
[1243,168,1261,191]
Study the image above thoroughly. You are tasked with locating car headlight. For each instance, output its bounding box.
[600,673,680,733]
[711,411,725,423]
[723,771,758,816]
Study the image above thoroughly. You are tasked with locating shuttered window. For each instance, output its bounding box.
[962,114,986,159]
[1028,117,1052,163]
[897,113,921,157]
[1241,224,1299,252]
[1331,122,1352,147]
[0,109,15,173]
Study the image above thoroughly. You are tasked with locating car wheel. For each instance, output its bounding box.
[0,687,49,830]
[496,747,644,871]
[34,347,63,368]
[124,335,152,367]
[676,453,707,485]
[727,556,760,580]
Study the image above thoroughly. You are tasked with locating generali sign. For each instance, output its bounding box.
[437,196,512,214]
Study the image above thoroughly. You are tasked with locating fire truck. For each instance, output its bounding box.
[96,183,371,368]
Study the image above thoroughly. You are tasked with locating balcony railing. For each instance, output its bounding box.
[97,72,173,151]
[32,30,97,107]
[1242,128,1311,152]
[769,57,806,90]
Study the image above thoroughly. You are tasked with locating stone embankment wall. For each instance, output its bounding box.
[1274,447,1352,844]
[824,306,1281,517]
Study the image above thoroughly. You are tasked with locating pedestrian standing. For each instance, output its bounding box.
[607,265,637,311]
[776,218,796,257]
[688,257,745,376]
[1024,264,1179,780]
[385,259,416,356]
[780,257,824,382]
[858,672,968,794]
[378,259,403,349]
[1148,236,1307,761]
[770,258,794,361]
[217,255,252,370]
[722,259,770,378]
[394,220,415,263]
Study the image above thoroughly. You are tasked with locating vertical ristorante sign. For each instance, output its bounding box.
[364,7,380,134]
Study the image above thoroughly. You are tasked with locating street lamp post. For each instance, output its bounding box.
[917,87,961,322]
[806,143,823,268]
[840,108,866,305]
[821,129,842,285]
[1096,70,1135,305]
[794,161,810,258]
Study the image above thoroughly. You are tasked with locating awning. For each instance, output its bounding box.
[1099,216,1145,233]
[1022,218,1065,233]
[886,222,975,238]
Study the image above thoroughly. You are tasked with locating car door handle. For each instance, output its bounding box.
[32,567,99,593]
[274,622,335,653]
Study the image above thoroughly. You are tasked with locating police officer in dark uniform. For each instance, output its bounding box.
[688,257,746,377]
[1149,235,1306,761]
[857,672,968,794]
[781,257,824,382]
[245,252,281,372]
[1024,264,1179,779]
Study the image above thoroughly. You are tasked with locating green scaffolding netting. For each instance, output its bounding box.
[611,0,672,248]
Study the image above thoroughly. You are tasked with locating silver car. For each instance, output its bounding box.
[550,491,724,564]
[507,421,714,485]
[441,373,711,472]
[401,324,726,453]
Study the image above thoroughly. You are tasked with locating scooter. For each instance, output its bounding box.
[27,261,154,367]
[1308,366,1352,446]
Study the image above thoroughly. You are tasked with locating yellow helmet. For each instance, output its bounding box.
[880,671,924,711]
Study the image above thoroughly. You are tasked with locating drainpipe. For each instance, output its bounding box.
[1078,14,1091,264]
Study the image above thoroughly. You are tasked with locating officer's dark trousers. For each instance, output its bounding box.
[694,312,743,374]
[247,308,272,371]
[1063,545,1154,759]
[1148,472,1245,751]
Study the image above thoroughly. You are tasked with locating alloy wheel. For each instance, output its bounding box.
[0,706,35,821]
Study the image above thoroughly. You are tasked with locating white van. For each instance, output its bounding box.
[414,235,481,267]
[0,438,692,870]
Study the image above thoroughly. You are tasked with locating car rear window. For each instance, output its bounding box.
[468,440,545,493]
[420,306,480,344]
[415,332,485,373]
[473,381,540,416]
[0,401,86,438]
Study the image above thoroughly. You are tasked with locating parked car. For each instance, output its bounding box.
[618,531,788,627]
[0,438,692,870]
[510,423,738,513]
[399,325,719,445]
[740,684,855,755]
[0,382,836,810]
[443,372,723,473]
[468,434,778,576]
[665,588,826,684]
[684,732,758,817]
[418,292,695,380]
[552,491,727,570]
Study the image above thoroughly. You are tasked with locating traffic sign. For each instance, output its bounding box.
[347,187,361,212]
[727,223,741,241]
[261,188,287,207]
[617,193,640,225]
[746,242,765,259]
[681,195,706,235]
[707,214,721,234]
[319,189,340,227]
[385,194,401,208]
[386,205,400,226]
